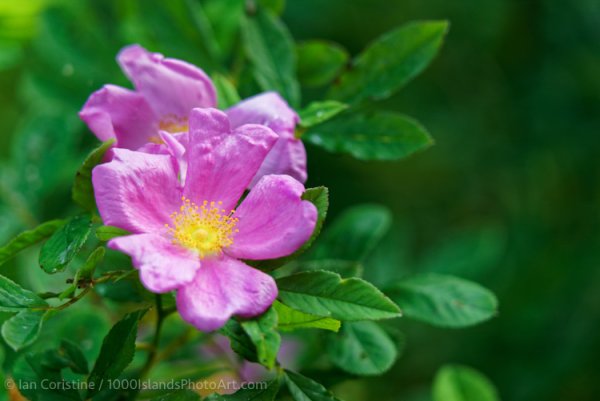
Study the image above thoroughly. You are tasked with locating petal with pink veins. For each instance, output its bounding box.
[176,256,278,332]
[92,148,182,234]
[109,234,199,293]
[227,175,317,260]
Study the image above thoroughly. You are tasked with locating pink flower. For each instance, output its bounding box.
[92,108,317,331]
[80,44,306,184]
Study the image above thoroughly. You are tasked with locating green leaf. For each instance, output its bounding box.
[0,274,47,312]
[242,8,300,106]
[153,389,201,401]
[0,219,66,266]
[206,378,280,400]
[72,139,115,212]
[248,186,329,271]
[39,214,92,274]
[329,20,449,103]
[241,307,281,369]
[87,309,147,396]
[310,204,391,262]
[213,73,241,109]
[433,365,500,401]
[274,300,340,332]
[59,339,89,374]
[297,40,349,87]
[295,259,363,278]
[220,319,258,363]
[2,310,47,351]
[385,273,498,328]
[276,270,401,321]
[77,246,105,281]
[284,370,340,401]
[95,225,131,241]
[327,321,397,375]
[298,101,349,129]
[258,0,286,15]
[304,111,433,161]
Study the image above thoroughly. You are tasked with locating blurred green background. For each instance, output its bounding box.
[0,1,598,400]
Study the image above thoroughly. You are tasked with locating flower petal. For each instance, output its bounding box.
[227,175,317,260]
[227,92,307,184]
[176,256,277,331]
[92,148,182,233]
[183,109,278,210]
[109,234,199,293]
[117,44,216,119]
[79,84,157,149]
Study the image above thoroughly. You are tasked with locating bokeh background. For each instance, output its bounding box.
[0,1,598,400]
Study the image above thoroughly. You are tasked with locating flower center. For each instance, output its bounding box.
[158,114,189,133]
[166,198,238,258]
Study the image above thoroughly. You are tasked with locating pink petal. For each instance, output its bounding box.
[79,84,157,149]
[183,109,278,211]
[227,175,317,260]
[117,44,216,119]
[227,92,307,184]
[92,148,182,234]
[176,256,277,332]
[109,234,199,293]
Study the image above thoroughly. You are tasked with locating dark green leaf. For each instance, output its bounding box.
[385,273,498,328]
[248,187,328,271]
[206,378,280,400]
[60,339,89,374]
[95,225,131,241]
[0,219,66,266]
[310,204,391,262]
[327,321,397,375]
[87,309,147,396]
[305,111,433,161]
[72,139,115,212]
[276,270,401,321]
[241,307,281,369]
[294,259,363,278]
[213,73,242,109]
[298,101,349,129]
[433,365,500,401]
[2,310,47,351]
[39,214,92,274]
[274,300,340,332]
[220,319,258,363]
[284,370,340,401]
[329,20,449,103]
[297,40,348,87]
[0,274,47,312]
[242,8,300,106]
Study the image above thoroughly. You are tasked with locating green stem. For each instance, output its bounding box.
[139,294,167,379]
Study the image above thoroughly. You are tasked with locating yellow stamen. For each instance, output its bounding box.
[166,197,238,258]
[158,114,189,133]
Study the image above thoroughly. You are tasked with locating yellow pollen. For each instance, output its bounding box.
[166,197,238,258]
[158,114,189,133]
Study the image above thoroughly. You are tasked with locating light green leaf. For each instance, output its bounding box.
[385,273,498,328]
[433,365,500,401]
[206,378,280,400]
[248,186,328,271]
[276,270,401,321]
[274,300,340,332]
[297,40,349,87]
[305,111,433,161]
[330,20,449,103]
[298,101,349,129]
[284,370,340,401]
[310,204,391,262]
[213,73,241,109]
[72,139,115,212]
[0,219,66,266]
[241,307,281,369]
[258,0,286,15]
[87,309,147,396]
[242,8,300,106]
[0,274,47,312]
[77,246,105,281]
[327,321,397,375]
[2,310,47,351]
[39,214,92,274]
[95,225,130,242]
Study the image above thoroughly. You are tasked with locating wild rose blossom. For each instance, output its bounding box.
[80,44,306,184]
[92,108,317,331]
